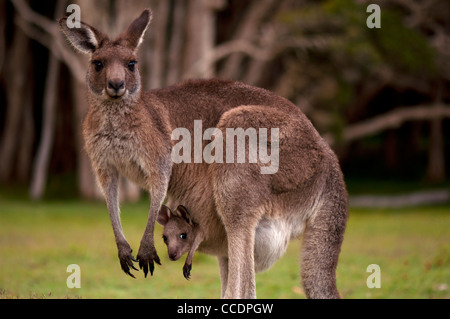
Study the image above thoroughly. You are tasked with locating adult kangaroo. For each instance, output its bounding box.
[59,9,348,299]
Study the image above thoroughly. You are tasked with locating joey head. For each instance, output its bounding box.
[157,205,203,280]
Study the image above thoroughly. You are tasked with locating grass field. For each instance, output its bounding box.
[0,197,448,299]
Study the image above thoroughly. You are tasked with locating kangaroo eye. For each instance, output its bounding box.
[128,60,137,71]
[92,60,103,72]
[179,233,187,240]
[162,235,168,243]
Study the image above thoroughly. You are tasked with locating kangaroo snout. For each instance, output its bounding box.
[168,250,180,261]
[107,79,125,98]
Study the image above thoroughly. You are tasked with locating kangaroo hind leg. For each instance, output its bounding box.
[300,168,348,299]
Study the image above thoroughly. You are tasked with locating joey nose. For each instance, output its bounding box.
[107,79,125,97]
[169,252,178,261]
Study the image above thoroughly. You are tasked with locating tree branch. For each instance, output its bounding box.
[185,39,273,78]
[11,0,86,82]
[10,0,59,36]
[186,34,337,78]
[325,104,450,146]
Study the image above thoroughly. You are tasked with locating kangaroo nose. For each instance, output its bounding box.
[169,252,178,261]
[108,80,124,91]
[106,79,125,98]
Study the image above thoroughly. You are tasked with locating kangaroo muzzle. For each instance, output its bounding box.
[107,78,125,98]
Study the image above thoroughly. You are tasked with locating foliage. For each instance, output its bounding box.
[277,0,438,137]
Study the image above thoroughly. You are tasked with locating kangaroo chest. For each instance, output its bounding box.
[86,114,150,190]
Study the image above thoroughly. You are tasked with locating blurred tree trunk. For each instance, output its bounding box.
[0,23,29,182]
[241,0,291,86]
[426,83,446,183]
[218,0,276,80]
[29,0,64,200]
[183,0,220,79]
[384,130,398,170]
[29,54,60,199]
[72,76,104,200]
[426,116,446,183]
[16,87,34,182]
[0,0,6,74]
[166,0,186,85]
[147,0,168,89]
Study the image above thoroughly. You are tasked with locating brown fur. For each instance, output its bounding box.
[59,9,348,298]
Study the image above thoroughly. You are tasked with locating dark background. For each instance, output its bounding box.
[1,0,449,201]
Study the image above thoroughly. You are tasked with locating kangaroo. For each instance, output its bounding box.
[59,9,348,299]
[157,205,204,280]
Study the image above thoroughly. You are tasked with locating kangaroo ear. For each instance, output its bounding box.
[58,17,107,54]
[157,205,172,226]
[176,205,193,226]
[123,9,152,51]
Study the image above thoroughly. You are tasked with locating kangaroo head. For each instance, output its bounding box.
[157,205,195,261]
[58,9,152,102]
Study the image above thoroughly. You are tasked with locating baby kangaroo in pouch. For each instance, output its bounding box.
[157,205,204,280]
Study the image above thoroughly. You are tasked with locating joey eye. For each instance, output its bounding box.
[162,235,168,243]
[179,233,187,240]
[127,60,137,71]
[92,60,103,72]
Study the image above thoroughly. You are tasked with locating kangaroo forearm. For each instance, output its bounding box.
[186,232,203,265]
[97,167,127,245]
[142,184,169,241]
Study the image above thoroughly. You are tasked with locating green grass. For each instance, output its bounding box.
[0,198,448,299]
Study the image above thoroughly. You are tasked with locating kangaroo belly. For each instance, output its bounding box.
[254,216,305,273]
[114,158,149,190]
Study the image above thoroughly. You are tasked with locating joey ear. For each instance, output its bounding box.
[122,9,152,51]
[176,205,193,226]
[58,17,107,54]
[157,205,172,226]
